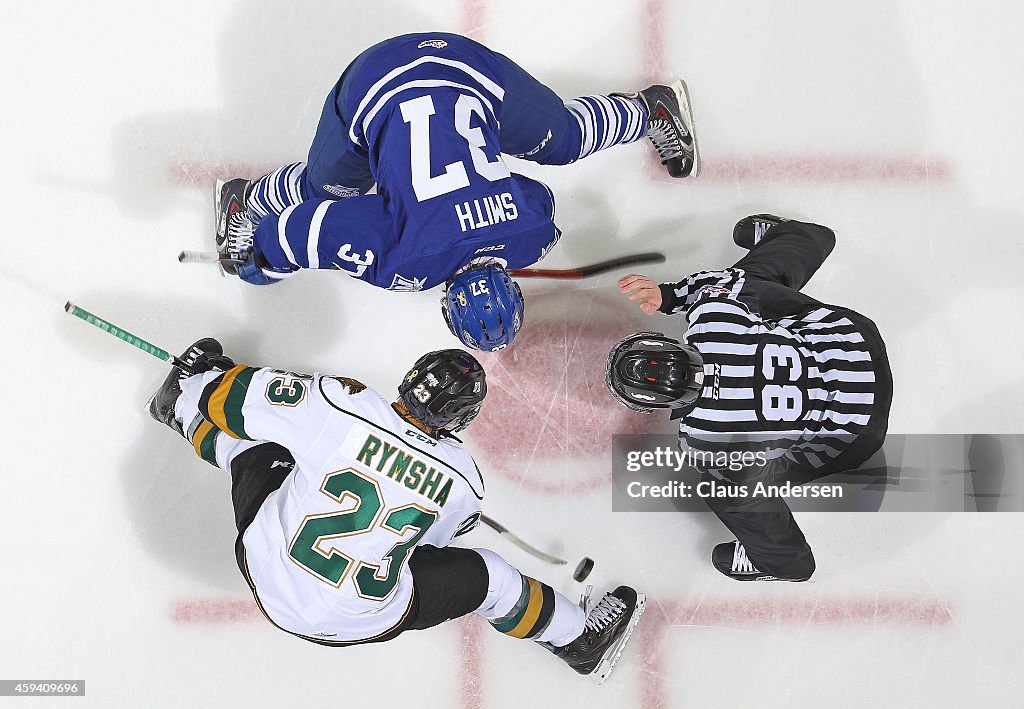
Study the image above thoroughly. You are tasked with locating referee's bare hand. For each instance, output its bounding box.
[618,274,662,314]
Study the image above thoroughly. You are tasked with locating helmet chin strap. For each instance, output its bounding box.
[670,402,697,420]
[391,401,435,434]
[391,401,458,439]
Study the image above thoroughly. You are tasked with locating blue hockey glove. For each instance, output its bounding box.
[236,248,294,286]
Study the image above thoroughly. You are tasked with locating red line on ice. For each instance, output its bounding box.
[168,154,952,190]
[457,617,485,709]
[171,594,952,708]
[696,154,953,183]
[172,598,262,624]
[641,0,667,84]
[171,594,953,626]
[637,596,952,705]
[461,0,488,42]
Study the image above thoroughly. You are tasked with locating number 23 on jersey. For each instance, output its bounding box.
[288,469,437,600]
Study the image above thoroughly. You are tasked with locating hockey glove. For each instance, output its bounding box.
[192,351,236,375]
[236,247,295,286]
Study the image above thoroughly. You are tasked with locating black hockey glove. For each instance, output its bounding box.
[192,351,236,375]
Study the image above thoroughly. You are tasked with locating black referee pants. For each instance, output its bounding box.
[701,220,893,580]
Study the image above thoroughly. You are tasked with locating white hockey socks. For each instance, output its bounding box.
[246,162,307,222]
[472,548,585,646]
[564,95,647,161]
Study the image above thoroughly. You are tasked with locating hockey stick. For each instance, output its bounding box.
[479,514,567,565]
[178,250,231,265]
[66,302,572,567]
[508,252,665,279]
[64,302,195,372]
[177,250,665,279]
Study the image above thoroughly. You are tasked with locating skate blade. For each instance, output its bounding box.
[669,80,701,178]
[589,592,647,685]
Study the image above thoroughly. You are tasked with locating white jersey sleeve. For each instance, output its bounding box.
[183,366,486,644]
[180,364,350,454]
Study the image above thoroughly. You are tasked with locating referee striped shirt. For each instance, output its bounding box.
[662,268,880,473]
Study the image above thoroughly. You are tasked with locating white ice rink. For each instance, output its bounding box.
[5,0,1024,706]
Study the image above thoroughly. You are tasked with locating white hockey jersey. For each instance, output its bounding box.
[181,365,485,644]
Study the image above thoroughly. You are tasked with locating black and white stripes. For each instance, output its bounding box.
[564,95,647,161]
[665,268,881,473]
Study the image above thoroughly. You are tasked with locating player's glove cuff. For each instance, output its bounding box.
[237,248,296,286]
[193,352,236,374]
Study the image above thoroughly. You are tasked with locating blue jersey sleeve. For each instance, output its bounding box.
[253,174,561,291]
[252,35,563,292]
[253,197,397,282]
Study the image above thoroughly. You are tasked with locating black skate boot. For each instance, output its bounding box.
[147,338,230,435]
[548,585,646,684]
[617,80,700,178]
[215,178,254,276]
[712,541,809,582]
[732,214,791,249]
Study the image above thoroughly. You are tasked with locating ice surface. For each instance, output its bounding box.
[4,1,1024,707]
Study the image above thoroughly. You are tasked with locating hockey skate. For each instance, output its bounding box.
[619,80,700,178]
[712,541,808,582]
[547,585,646,684]
[147,338,228,435]
[215,178,254,276]
[733,214,791,249]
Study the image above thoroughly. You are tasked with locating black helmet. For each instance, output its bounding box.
[605,332,704,413]
[399,349,487,433]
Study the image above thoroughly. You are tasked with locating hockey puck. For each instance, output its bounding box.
[573,556,595,582]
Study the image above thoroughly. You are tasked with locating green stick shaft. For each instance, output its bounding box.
[64,301,187,370]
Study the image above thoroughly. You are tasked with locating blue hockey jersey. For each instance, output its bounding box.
[252,34,561,291]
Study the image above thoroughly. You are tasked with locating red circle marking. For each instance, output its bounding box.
[464,288,665,494]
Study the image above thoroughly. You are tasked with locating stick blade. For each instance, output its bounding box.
[178,250,221,264]
[578,252,665,277]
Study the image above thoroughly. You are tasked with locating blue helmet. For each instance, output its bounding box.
[442,263,524,351]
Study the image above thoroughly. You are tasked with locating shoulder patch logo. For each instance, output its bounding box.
[330,376,367,395]
[417,39,448,49]
[390,273,427,292]
[539,231,561,261]
[697,285,731,298]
